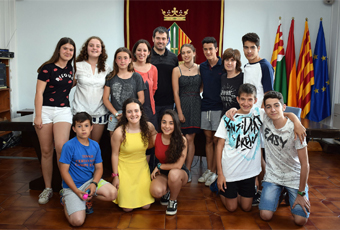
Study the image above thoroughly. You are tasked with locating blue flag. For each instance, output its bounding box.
[308,20,331,122]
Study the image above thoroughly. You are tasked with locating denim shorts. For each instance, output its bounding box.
[259,181,310,218]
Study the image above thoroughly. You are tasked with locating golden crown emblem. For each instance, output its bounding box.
[161,7,188,21]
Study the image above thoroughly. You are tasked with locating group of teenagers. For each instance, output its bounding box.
[33,26,310,227]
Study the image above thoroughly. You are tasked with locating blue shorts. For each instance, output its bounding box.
[107,110,122,131]
[259,181,310,218]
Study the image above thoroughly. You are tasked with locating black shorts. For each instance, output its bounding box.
[219,176,256,199]
[160,164,190,178]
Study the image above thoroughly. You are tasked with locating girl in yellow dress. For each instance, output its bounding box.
[111,98,156,211]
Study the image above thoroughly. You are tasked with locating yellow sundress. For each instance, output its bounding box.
[113,132,154,208]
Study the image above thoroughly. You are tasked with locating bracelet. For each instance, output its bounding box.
[90,181,98,187]
[157,163,162,170]
[114,112,119,118]
[111,173,119,178]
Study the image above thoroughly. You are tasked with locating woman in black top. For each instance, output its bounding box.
[34,37,76,205]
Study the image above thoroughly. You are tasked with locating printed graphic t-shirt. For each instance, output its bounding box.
[37,63,74,107]
[59,137,102,188]
[262,115,307,189]
[215,107,263,182]
[105,72,145,112]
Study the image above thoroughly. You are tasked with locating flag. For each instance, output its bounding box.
[270,20,287,103]
[286,19,298,107]
[166,22,192,56]
[296,20,314,118]
[308,20,331,122]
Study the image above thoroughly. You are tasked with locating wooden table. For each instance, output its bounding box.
[301,118,340,141]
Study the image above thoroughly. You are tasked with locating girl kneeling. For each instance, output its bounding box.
[150,110,189,215]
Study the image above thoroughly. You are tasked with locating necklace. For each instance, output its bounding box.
[184,63,195,71]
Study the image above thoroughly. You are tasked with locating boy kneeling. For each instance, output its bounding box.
[59,112,117,226]
[259,91,310,226]
[215,84,262,212]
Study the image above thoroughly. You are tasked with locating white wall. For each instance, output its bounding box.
[15,0,125,115]
[14,0,338,123]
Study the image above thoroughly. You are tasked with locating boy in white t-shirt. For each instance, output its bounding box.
[215,83,262,212]
[259,91,310,226]
[215,84,306,212]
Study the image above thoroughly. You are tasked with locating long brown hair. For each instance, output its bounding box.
[37,37,76,73]
[160,110,185,163]
[106,47,134,81]
[115,98,150,146]
[76,36,108,73]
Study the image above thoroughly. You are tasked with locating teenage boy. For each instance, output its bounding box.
[242,33,274,108]
[199,37,224,186]
[259,91,310,226]
[215,83,262,212]
[59,112,117,227]
[216,85,306,212]
[151,26,178,124]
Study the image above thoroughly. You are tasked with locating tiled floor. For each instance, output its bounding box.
[0,145,340,229]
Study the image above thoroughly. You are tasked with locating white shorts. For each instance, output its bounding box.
[33,106,72,125]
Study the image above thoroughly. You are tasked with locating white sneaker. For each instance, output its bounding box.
[198,169,212,183]
[38,188,53,204]
[205,173,218,186]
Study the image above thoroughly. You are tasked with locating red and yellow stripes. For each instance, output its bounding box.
[296,20,315,118]
[270,23,284,73]
[178,28,192,55]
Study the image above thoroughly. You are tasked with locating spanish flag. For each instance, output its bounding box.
[286,19,297,107]
[270,19,287,103]
[296,19,314,118]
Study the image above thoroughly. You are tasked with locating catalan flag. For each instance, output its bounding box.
[308,20,331,122]
[286,19,298,107]
[270,20,287,103]
[297,20,314,118]
[167,22,192,56]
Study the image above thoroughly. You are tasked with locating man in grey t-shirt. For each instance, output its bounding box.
[259,91,310,226]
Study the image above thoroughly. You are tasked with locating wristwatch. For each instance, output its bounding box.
[297,191,306,196]
[114,112,119,118]
[157,163,162,170]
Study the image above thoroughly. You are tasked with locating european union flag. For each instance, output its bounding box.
[308,20,331,122]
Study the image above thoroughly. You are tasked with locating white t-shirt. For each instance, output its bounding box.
[72,61,112,116]
[215,107,263,182]
[243,59,274,108]
[262,115,307,189]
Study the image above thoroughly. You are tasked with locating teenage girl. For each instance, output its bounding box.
[149,110,189,215]
[172,44,201,182]
[72,36,112,143]
[111,98,156,211]
[34,37,76,204]
[103,47,145,134]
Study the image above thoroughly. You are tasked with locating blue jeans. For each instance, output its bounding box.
[259,181,310,218]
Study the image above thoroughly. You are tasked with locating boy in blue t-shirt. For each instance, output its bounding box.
[59,112,117,227]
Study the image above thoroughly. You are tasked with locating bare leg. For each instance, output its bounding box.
[35,123,54,188]
[168,169,188,200]
[239,196,253,212]
[63,198,86,227]
[293,214,308,226]
[220,195,238,212]
[204,130,214,171]
[96,182,117,201]
[53,122,71,163]
[150,174,168,198]
[185,133,196,171]
[89,124,105,144]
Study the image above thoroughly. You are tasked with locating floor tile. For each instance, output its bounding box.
[177,215,212,229]
[309,216,340,229]
[0,210,34,225]
[129,214,165,229]
[220,214,260,229]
